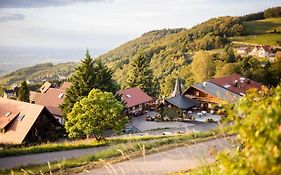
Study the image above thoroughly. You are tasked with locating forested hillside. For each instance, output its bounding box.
[99,16,245,95]
[0,62,77,86]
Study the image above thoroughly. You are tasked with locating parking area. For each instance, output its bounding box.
[131,111,194,132]
[189,110,222,122]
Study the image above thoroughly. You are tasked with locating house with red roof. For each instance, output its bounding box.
[0,98,62,144]
[30,82,72,124]
[209,74,262,96]
[183,74,262,110]
[117,87,153,116]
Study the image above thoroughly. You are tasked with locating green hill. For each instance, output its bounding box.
[0,62,77,86]
[98,16,245,96]
[231,18,281,46]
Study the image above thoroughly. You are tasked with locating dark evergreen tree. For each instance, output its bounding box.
[126,53,158,96]
[18,81,30,102]
[0,86,4,97]
[60,50,118,118]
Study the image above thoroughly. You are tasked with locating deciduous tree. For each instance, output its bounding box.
[65,89,127,140]
[191,51,215,82]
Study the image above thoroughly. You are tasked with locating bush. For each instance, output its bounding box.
[216,86,281,175]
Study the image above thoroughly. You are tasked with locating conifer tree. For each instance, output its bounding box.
[18,81,30,102]
[126,53,158,96]
[60,50,118,117]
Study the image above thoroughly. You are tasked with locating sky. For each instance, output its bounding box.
[0,0,280,72]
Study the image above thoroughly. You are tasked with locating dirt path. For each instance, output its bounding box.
[77,137,233,175]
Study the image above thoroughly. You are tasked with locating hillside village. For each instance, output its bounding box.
[0,5,280,175]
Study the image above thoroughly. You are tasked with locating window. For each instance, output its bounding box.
[196,91,200,96]
[5,112,11,117]
[224,84,231,88]
[58,93,64,99]
[17,114,25,121]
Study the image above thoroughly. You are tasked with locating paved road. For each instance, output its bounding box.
[78,137,233,175]
[0,146,110,169]
[0,117,221,170]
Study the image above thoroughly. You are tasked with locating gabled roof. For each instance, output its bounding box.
[30,82,71,117]
[166,95,199,109]
[209,74,262,96]
[0,98,46,144]
[117,87,153,108]
[188,81,241,103]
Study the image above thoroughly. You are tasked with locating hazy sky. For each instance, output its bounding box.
[0,0,280,62]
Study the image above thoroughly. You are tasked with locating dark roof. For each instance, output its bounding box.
[117,87,153,108]
[171,78,182,97]
[209,74,262,96]
[166,95,199,109]
[4,89,14,94]
[190,82,241,103]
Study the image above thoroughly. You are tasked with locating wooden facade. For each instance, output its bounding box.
[183,86,224,110]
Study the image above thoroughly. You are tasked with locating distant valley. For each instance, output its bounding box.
[1,7,280,90]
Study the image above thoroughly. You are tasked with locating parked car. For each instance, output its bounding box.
[162,131,172,135]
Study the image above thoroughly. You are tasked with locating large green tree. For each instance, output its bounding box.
[18,81,30,102]
[65,89,127,140]
[191,51,215,82]
[126,53,158,96]
[60,50,118,117]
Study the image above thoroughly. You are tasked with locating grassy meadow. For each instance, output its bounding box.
[231,18,281,46]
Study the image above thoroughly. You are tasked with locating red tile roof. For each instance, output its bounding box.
[117,87,153,108]
[59,82,72,91]
[30,82,71,116]
[210,74,262,96]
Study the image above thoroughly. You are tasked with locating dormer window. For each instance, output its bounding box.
[224,84,231,88]
[58,93,64,99]
[5,112,11,117]
[18,114,25,121]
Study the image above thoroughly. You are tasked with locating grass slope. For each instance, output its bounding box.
[232,18,281,46]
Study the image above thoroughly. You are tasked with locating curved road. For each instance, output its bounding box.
[77,137,234,175]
